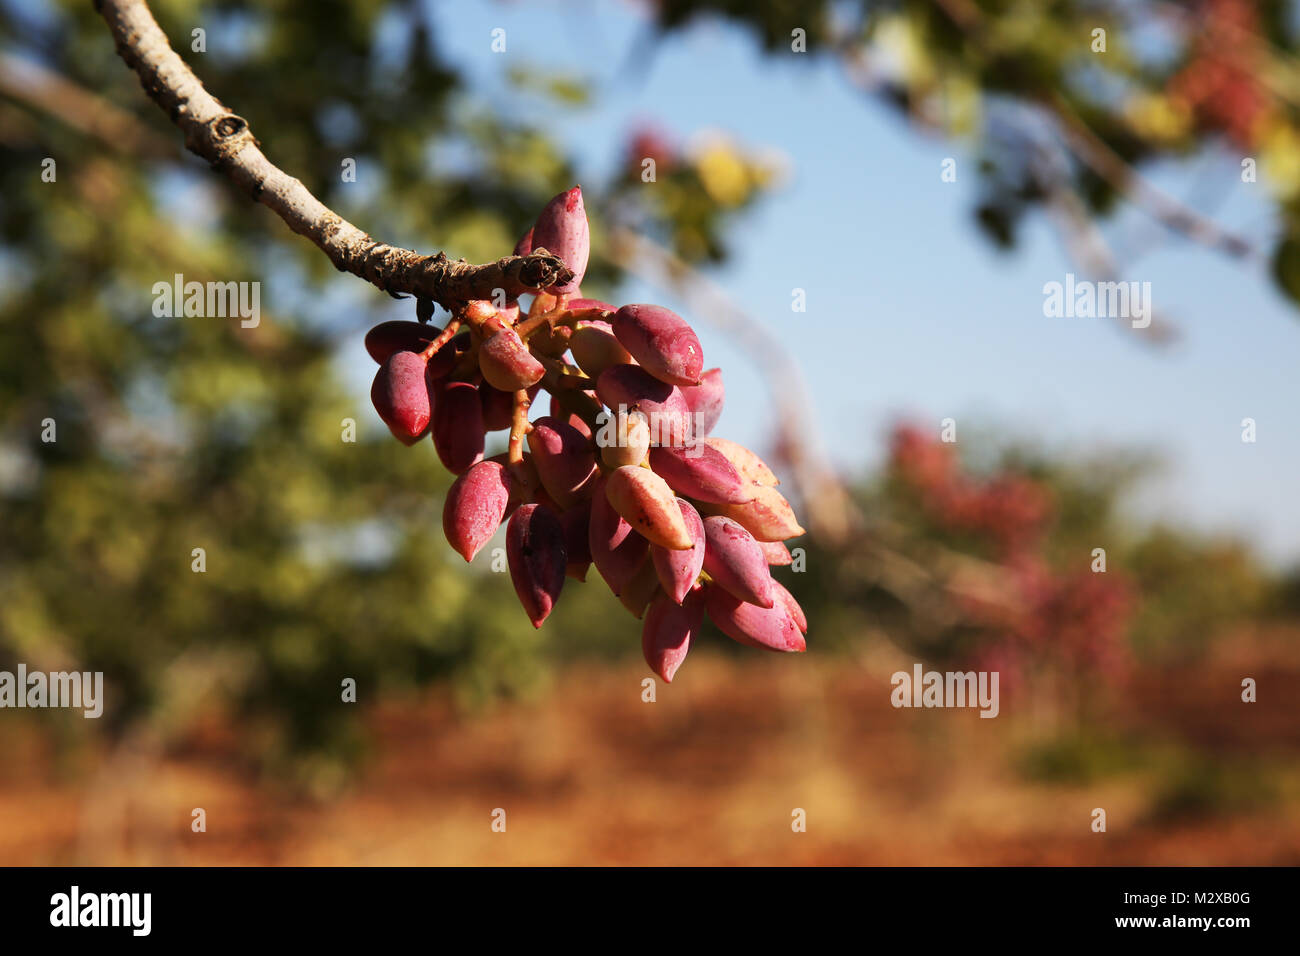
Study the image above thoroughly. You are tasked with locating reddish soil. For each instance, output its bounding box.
[1,640,1296,865]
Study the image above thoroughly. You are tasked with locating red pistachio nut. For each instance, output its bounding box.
[604,465,694,551]
[772,578,807,633]
[371,350,432,443]
[705,437,779,486]
[431,380,485,474]
[680,367,724,437]
[612,304,704,387]
[570,320,634,380]
[651,499,706,604]
[702,485,805,542]
[443,460,512,562]
[758,539,793,566]
[595,365,693,447]
[365,321,437,364]
[480,326,546,392]
[506,503,567,628]
[701,515,775,608]
[527,415,598,510]
[618,556,663,619]
[567,298,615,313]
[558,497,594,582]
[642,588,704,682]
[648,444,754,505]
[531,186,589,295]
[587,474,651,596]
[597,409,651,468]
[704,585,805,653]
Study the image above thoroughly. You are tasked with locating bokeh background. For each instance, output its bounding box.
[1,0,1298,864]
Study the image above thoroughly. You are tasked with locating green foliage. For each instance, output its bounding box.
[791,427,1273,669]
[1018,730,1281,823]
[648,0,1300,306]
[1273,232,1300,306]
[1018,729,1151,785]
[1128,528,1269,655]
[1146,753,1281,822]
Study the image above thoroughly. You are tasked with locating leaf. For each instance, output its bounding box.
[1271,234,1300,307]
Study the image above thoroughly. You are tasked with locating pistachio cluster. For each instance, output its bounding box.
[367,188,806,681]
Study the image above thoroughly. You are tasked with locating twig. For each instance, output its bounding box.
[0,51,174,157]
[94,0,572,309]
[838,2,1259,263]
[535,355,603,432]
[419,319,463,361]
[507,389,534,490]
[514,307,565,341]
[516,305,610,340]
[1024,133,1180,344]
[1042,182,1177,344]
[1044,92,1257,261]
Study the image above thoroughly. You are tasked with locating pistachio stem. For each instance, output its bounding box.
[419,318,462,361]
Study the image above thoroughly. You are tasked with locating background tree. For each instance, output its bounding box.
[648,0,1300,314]
[0,0,1290,789]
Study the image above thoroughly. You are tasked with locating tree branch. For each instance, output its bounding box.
[0,51,174,157]
[94,0,572,309]
[830,1,1259,268]
[1044,91,1257,262]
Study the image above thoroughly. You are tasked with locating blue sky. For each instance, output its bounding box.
[11,0,1290,563]
[413,0,1298,565]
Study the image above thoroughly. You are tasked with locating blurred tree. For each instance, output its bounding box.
[647,0,1300,316]
[0,0,1290,789]
[797,422,1272,712]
